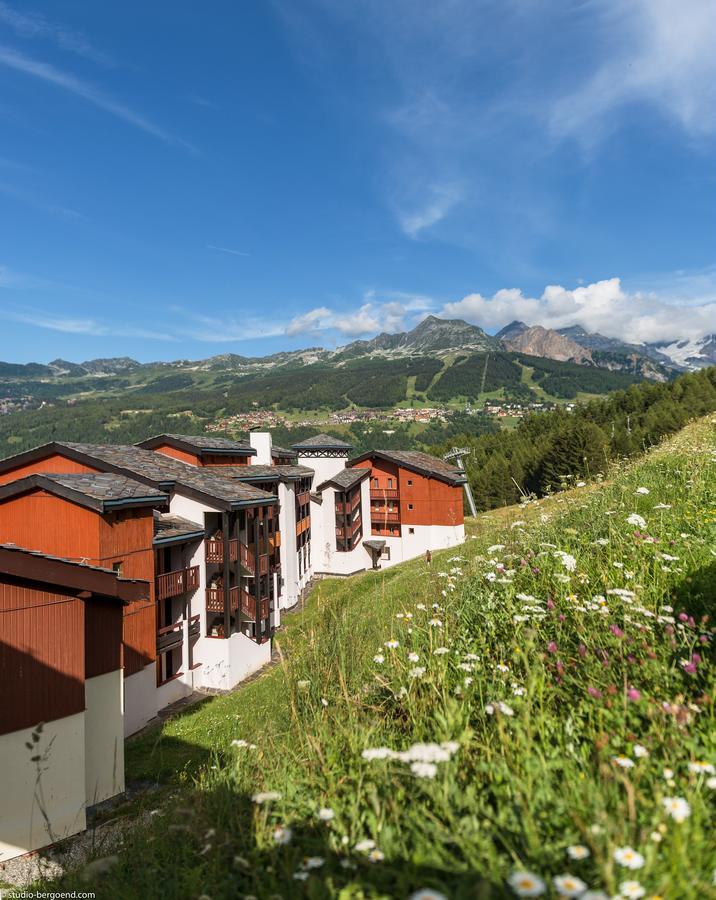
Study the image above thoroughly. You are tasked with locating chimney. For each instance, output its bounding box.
[249,431,272,465]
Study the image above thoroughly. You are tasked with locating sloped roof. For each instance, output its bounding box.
[271,445,298,459]
[0,543,148,602]
[136,433,255,456]
[347,450,466,486]
[0,442,276,510]
[153,512,205,544]
[317,466,371,492]
[221,464,314,484]
[291,433,353,451]
[0,472,168,513]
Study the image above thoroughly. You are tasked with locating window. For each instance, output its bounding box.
[408,503,414,510]
[381,546,391,560]
[112,561,123,576]
[408,527,415,535]
[407,479,413,486]
[373,477,379,488]
[388,478,393,488]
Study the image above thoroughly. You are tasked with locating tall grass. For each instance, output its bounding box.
[50,419,715,899]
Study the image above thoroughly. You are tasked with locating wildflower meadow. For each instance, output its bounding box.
[50,418,715,899]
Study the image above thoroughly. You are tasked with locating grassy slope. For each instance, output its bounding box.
[54,419,715,898]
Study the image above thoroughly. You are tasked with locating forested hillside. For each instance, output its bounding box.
[434,367,716,510]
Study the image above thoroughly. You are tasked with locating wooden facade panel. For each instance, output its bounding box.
[202,454,250,466]
[151,444,200,466]
[0,454,99,485]
[85,597,123,678]
[0,492,101,561]
[122,601,157,676]
[398,468,463,527]
[0,580,85,735]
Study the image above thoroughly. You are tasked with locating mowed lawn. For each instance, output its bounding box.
[54,418,715,899]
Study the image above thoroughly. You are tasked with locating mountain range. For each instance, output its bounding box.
[0,316,713,383]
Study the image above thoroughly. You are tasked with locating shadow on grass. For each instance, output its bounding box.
[669,559,716,623]
[54,757,503,900]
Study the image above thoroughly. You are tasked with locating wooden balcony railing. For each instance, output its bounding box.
[372,510,401,524]
[157,621,183,653]
[188,614,200,639]
[206,586,270,622]
[240,588,270,622]
[371,489,400,501]
[156,565,200,601]
[206,585,239,614]
[296,490,311,506]
[205,538,238,564]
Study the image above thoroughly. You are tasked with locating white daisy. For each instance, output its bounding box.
[662,796,691,822]
[553,874,587,897]
[613,846,644,869]
[507,871,546,897]
[618,881,645,899]
[566,845,590,860]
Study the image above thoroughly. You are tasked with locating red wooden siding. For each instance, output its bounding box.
[0,579,85,735]
[398,468,463,527]
[0,491,101,560]
[85,596,123,678]
[150,444,200,465]
[0,453,99,485]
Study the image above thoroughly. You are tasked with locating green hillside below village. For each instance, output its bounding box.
[37,412,715,899]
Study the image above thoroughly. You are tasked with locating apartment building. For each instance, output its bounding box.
[0,544,146,861]
[350,449,466,566]
[0,442,279,735]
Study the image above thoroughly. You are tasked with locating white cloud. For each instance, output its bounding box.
[285,306,332,336]
[0,45,193,150]
[440,276,715,343]
[551,0,716,143]
[396,182,463,238]
[207,244,249,257]
[0,1,112,65]
[4,308,177,340]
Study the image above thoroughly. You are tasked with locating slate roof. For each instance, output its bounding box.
[153,513,205,544]
[137,433,255,456]
[221,464,315,484]
[347,450,467,486]
[316,466,371,492]
[0,472,168,512]
[291,433,353,451]
[271,445,298,460]
[0,442,276,510]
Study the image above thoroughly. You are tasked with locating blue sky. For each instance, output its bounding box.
[0,0,714,363]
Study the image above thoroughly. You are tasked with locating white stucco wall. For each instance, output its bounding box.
[313,480,373,576]
[248,432,273,465]
[378,522,466,569]
[279,481,299,609]
[197,631,271,691]
[296,451,348,487]
[123,663,159,737]
[84,669,124,806]
[0,713,86,862]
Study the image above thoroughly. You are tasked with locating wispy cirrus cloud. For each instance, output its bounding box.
[0,45,194,150]
[207,244,250,258]
[0,179,84,220]
[2,307,178,341]
[0,1,112,65]
[275,0,716,245]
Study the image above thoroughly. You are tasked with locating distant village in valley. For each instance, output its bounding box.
[205,399,574,435]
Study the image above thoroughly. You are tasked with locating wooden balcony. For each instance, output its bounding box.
[371,489,400,501]
[372,510,401,524]
[156,565,200,601]
[296,490,311,506]
[240,589,270,622]
[206,585,239,614]
[157,621,183,653]
[206,586,269,622]
[296,518,310,536]
[188,614,200,639]
[205,538,238,564]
